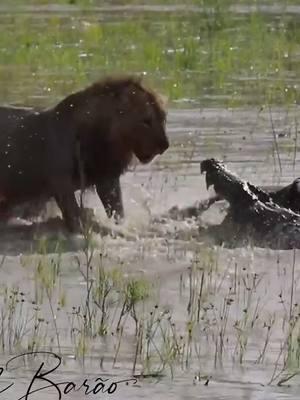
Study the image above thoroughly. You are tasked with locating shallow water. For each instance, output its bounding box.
[1,106,299,400]
[1,2,300,400]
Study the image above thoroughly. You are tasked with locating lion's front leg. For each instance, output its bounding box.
[52,177,93,233]
[54,190,82,233]
[96,177,124,221]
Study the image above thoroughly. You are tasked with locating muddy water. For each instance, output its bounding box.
[1,3,300,400]
[0,106,300,400]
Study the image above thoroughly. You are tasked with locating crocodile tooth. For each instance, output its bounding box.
[206,174,213,190]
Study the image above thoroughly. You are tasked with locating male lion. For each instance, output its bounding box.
[0,76,169,233]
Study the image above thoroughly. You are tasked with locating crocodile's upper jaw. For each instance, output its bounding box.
[200,158,255,205]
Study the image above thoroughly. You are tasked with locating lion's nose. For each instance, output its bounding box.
[158,136,169,154]
[293,178,300,193]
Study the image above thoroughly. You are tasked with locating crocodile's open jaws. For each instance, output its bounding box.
[199,158,300,249]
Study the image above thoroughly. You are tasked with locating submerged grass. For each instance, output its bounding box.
[0,233,299,387]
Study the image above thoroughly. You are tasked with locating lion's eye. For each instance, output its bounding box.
[142,118,152,127]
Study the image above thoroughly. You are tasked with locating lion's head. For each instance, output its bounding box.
[108,77,169,164]
[55,76,169,177]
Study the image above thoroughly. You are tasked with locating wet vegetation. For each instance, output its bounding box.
[2,239,300,388]
[1,0,300,108]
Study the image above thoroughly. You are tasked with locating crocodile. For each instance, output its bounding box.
[198,158,300,249]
